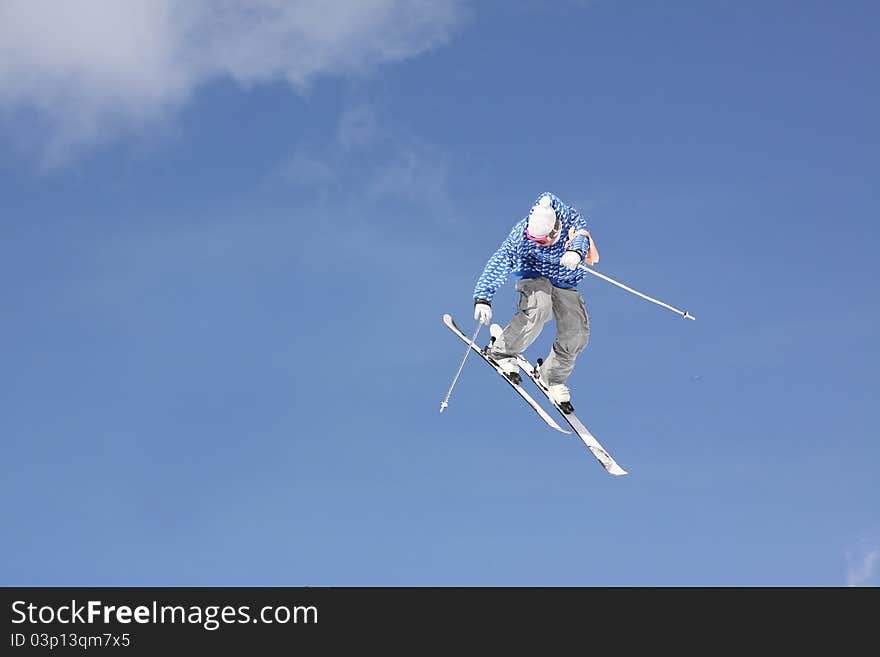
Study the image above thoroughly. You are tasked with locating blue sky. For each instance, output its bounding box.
[1,0,878,586]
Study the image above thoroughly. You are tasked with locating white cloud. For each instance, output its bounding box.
[845,536,880,587]
[0,0,464,160]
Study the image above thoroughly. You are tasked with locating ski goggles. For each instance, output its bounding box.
[526,228,552,246]
[525,221,560,246]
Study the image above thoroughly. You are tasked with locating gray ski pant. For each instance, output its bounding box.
[488,277,590,386]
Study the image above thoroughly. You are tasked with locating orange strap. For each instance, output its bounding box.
[566,228,599,265]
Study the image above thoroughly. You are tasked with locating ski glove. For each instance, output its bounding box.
[474,302,492,325]
[561,250,582,270]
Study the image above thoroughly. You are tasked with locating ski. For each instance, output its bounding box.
[442,314,570,435]
[492,326,628,476]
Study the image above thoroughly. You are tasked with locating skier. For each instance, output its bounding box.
[473,192,599,414]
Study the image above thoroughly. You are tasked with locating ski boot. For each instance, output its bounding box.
[537,358,574,414]
[484,333,521,385]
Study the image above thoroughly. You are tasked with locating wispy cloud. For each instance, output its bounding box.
[0,0,465,162]
[845,535,880,587]
[279,103,457,228]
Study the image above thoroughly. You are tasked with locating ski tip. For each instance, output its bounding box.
[442,313,452,323]
[607,465,628,476]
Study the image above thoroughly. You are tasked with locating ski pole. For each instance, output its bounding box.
[578,265,696,320]
[439,319,483,412]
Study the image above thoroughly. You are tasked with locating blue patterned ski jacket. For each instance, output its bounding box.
[473,192,591,305]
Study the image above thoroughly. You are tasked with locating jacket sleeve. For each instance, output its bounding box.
[567,210,591,259]
[473,223,521,305]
